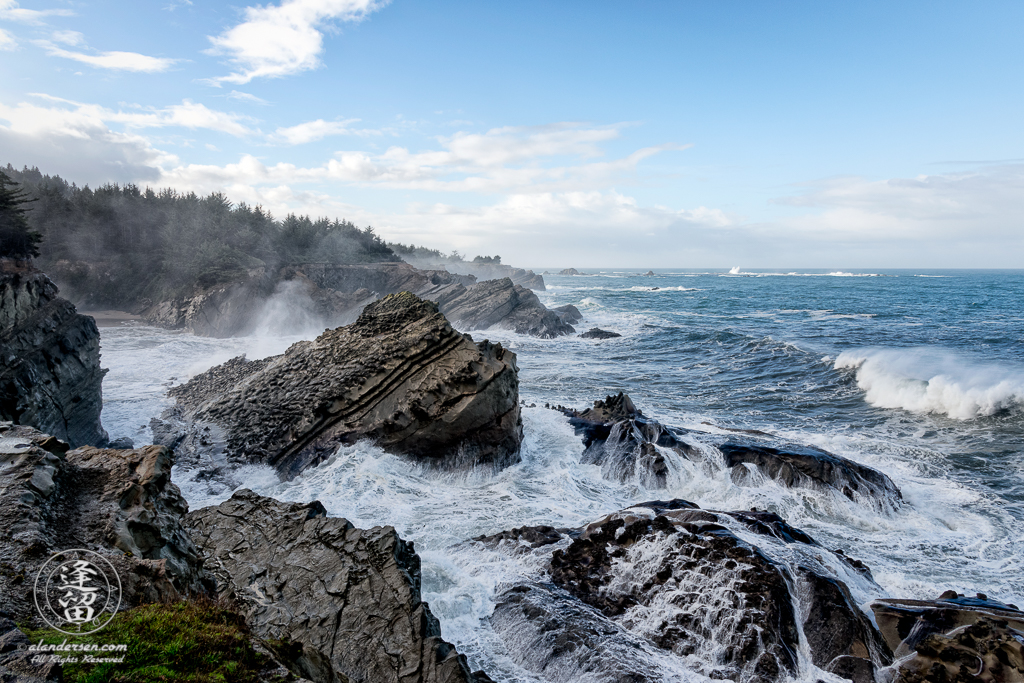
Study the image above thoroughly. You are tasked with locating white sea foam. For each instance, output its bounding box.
[835,348,1024,419]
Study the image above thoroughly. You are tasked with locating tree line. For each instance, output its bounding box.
[1,164,400,308]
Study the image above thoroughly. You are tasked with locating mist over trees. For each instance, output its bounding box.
[3,164,399,307]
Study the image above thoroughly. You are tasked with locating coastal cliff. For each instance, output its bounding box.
[0,260,107,447]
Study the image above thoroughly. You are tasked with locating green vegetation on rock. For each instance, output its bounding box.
[23,600,274,683]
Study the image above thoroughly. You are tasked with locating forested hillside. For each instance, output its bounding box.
[3,164,399,308]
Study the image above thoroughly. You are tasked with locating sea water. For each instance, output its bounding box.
[97,268,1024,681]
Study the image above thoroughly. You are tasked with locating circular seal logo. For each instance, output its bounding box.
[33,550,122,635]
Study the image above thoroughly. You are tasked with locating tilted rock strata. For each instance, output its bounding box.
[187,489,482,683]
[435,277,574,338]
[0,261,107,447]
[0,423,211,626]
[164,292,523,479]
[871,595,1024,683]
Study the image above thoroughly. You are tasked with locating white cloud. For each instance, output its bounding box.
[206,0,389,84]
[37,42,179,72]
[0,27,16,50]
[24,94,259,137]
[776,165,1024,242]
[227,90,269,105]
[50,30,84,46]
[271,118,370,144]
[0,0,73,25]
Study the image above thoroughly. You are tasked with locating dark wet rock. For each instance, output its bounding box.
[0,261,108,447]
[871,593,1024,653]
[161,292,523,479]
[558,268,580,276]
[187,489,482,683]
[580,328,621,339]
[549,511,800,681]
[480,500,895,683]
[443,262,546,291]
[0,423,212,626]
[719,442,903,509]
[551,304,582,325]
[643,270,655,276]
[557,393,696,488]
[490,582,663,683]
[438,278,574,338]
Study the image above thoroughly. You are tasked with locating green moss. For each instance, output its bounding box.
[22,599,272,683]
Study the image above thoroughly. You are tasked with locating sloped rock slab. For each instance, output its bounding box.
[187,489,482,683]
[162,292,523,479]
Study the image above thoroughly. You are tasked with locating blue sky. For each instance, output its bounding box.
[1,0,1022,268]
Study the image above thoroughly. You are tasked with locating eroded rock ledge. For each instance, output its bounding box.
[0,261,107,447]
[188,489,487,683]
[158,292,523,479]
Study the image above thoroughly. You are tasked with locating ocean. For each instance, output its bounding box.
[97,268,1024,682]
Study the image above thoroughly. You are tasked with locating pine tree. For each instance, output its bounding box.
[0,170,41,259]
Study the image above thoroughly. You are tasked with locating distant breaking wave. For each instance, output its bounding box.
[835,348,1024,419]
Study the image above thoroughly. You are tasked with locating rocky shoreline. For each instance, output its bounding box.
[1,259,1022,683]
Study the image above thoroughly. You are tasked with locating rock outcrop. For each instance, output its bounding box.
[436,278,574,338]
[0,261,107,447]
[440,261,546,291]
[871,593,1024,683]
[555,394,902,508]
[160,292,523,479]
[551,304,582,325]
[187,489,484,683]
[580,328,620,339]
[0,423,211,626]
[479,500,891,683]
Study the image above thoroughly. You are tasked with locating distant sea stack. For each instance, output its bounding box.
[559,268,581,275]
[157,292,524,479]
[0,259,108,447]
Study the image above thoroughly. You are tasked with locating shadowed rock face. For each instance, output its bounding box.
[871,595,1024,683]
[437,278,574,338]
[0,262,107,447]
[481,500,891,683]
[161,292,523,479]
[0,423,211,626]
[580,328,621,339]
[187,489,482,683]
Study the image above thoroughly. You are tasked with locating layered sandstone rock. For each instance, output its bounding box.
[160,292,523,479]
[187,489,484,683]
[0,261,107,447]
[0,423,211,626]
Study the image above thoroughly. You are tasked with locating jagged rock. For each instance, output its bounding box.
[483,500,890,683]
[720,442,903,509]
[558,268,580,276]
[438,278,574,338]
[0,423,211,626]
[162,292,523,479]
[871,594,1024,682]
[551,304,582,325]
[579,328,621,339]
[557,393,696,488]
[187,489,483,683]
[0,616,61,682]
[555,394,902,505]
[0,261,107,447]
[442,262,546,291]
[643,270,655,276]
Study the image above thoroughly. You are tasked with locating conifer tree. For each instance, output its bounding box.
[0,170,41,258]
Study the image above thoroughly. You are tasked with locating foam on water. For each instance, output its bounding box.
[97,267,1024,681]
[835,348,1024,419]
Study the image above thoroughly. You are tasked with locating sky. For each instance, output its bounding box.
[1,0,1022,268]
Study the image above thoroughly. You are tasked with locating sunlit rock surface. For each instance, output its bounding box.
[158,292,523,479]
